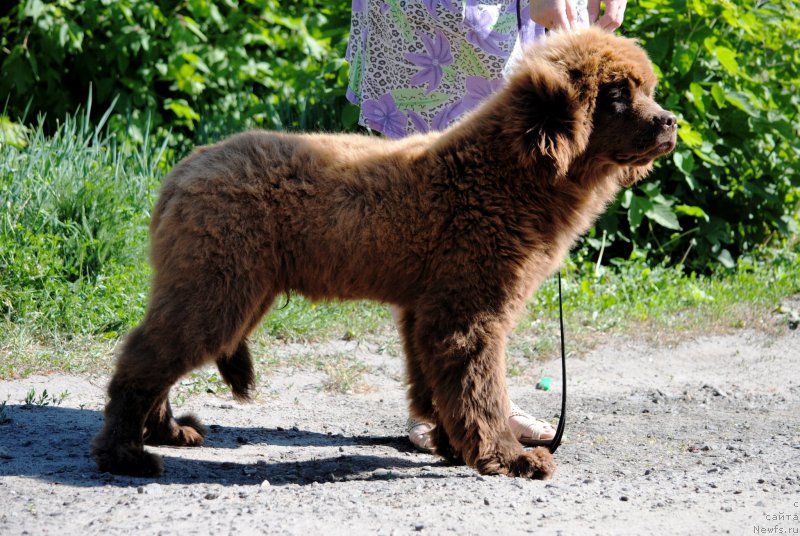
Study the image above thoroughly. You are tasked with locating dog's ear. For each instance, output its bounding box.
[505,59,592,180]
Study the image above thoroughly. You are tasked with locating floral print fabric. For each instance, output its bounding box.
[347,0,588,137]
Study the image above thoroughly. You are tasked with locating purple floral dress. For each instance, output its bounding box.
[346,0,589,138]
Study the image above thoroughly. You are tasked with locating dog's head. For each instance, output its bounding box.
[505,28,677,184]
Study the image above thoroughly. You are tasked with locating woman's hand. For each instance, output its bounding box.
[589,0,627,30]
[530,0,577,31]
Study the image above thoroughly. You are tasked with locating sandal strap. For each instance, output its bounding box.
[509,400,533,419]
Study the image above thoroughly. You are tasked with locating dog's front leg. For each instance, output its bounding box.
[415,313,556,479]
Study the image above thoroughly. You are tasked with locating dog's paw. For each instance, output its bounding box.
[92,440,164,477]
[144,413,207,447]
[173,414,208,446]
[476,446,556,480]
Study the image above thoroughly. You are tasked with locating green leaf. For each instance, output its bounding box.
[675,205,709,221]
[677,123,703,147]
[675,47,694,76]
[628,195,652,230]
[164,98,200,124]
[646,204,682,230]
[0,116,29,149]
[725,92,758,116]
[673,150,695,174]
[716,249,735,269]
[710,84,726,108]
[620,189,633,209]
[714,46,739,75]
[341,104,360,130]
[688,82,705,114]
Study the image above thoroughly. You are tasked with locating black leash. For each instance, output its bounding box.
[516,1,566,454]
[548,271,566,453]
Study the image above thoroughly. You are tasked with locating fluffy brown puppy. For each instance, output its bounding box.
[92,28,677,479]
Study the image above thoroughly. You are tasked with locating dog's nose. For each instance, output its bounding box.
[656,112,677,129]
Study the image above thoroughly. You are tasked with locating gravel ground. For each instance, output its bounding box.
[1,327,799,535]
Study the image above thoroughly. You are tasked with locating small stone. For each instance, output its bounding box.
[373,468,390,478]
[205,492,219,500]
[243,466,257,475]
[259,480,271,490]
[721,506,733,512]
[620,496,629,502]
[144,483,163,496]
[484,497,490,506]
[414,523,424,531]
[136,486,144,494]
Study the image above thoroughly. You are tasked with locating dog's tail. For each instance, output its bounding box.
[216,341,256,402]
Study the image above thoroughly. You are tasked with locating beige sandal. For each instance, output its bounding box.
[406,417,436,453]
[509,401,556,447]
[407,402,555,452]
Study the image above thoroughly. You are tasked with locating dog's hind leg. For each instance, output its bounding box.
[214,293,275,402]
[92,272,278,476]
[215,341,256,402]
[414,309,556,479]
[92,324,192,477]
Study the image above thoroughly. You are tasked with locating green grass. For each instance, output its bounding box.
[1,110,798,380]
[0,103,166,338]
[512,251,800,362]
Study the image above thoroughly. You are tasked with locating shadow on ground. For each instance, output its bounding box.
[0,404,447,488]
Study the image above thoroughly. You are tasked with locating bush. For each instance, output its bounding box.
[590,0,800,271]
[0,0,354,142]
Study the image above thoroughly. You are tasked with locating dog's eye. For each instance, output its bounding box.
[603,86,630,114]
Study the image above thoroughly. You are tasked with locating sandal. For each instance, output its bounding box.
[509,401,556,447]
[406,417,436,453]
[406,402,555,452]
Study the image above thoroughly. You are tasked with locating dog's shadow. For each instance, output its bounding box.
[0,405,453,488]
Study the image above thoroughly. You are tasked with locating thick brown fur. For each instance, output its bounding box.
[92,29,677,478]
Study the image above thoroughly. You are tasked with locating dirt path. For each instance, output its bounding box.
[1,329,799,535]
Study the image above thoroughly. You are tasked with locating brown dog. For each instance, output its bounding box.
[92,28,676,479]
